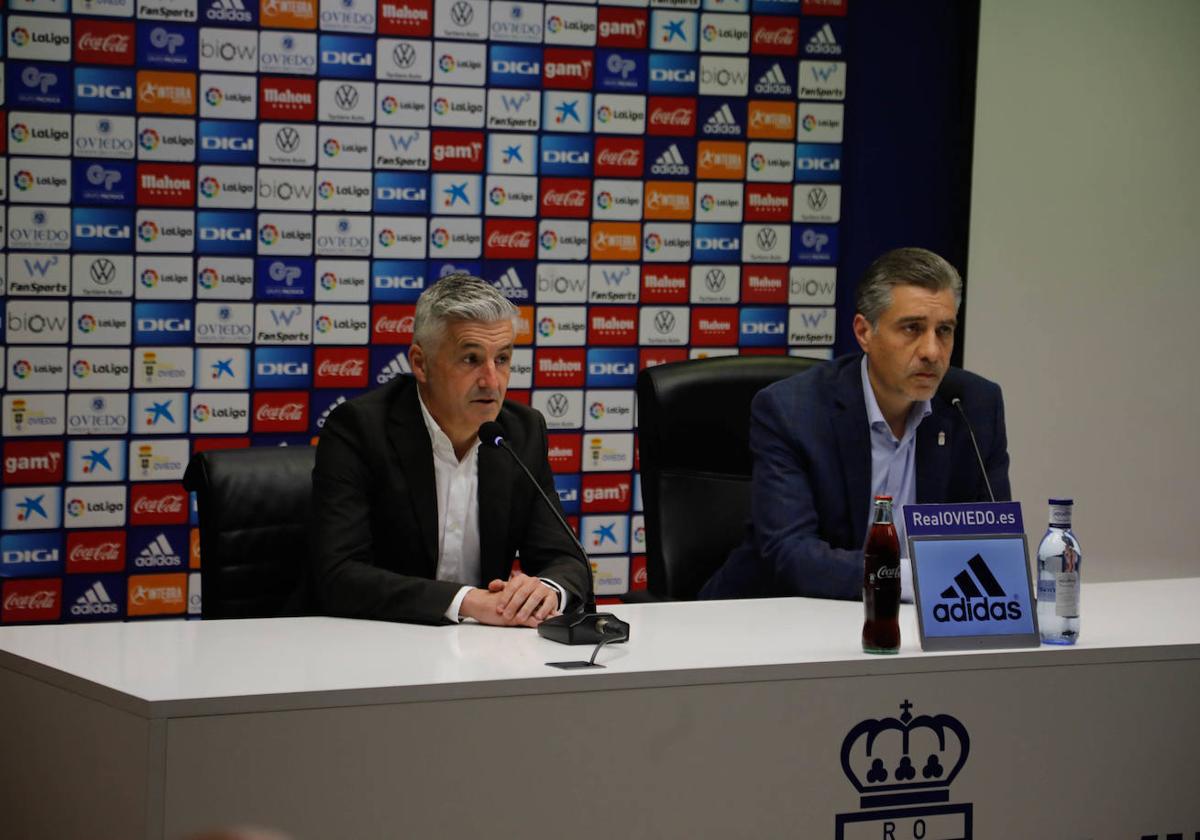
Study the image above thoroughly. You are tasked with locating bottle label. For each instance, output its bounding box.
[1055,572,1080,617]
[1037,579,1056,601]
[1048,505,1072,527]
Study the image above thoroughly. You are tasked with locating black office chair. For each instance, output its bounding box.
[183,446,315,619]
[636,355,818,600]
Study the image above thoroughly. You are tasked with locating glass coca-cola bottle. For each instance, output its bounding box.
[862,495,901,654]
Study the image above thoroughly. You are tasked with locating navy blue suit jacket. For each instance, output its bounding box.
[700,354,1011,601]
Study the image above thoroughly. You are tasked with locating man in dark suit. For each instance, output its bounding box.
[701,247,1011,601]
[311,274,589,626]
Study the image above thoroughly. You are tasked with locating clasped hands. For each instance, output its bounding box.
[460,573,560,628]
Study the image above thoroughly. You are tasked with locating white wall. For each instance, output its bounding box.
[967,0,1200,581]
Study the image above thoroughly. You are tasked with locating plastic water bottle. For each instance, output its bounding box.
[1036,499,1081,644]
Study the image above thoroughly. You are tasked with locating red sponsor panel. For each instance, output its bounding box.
[314,348,370,388]
[802,0,847,15]
[136,163,196,207]
[691,307,740,346]
[640,265,689,304]
[372,304,416,344]
[742,265,788,303]
[534,348,586,388]
[751,16,799,56]
[430,130,485,172]
[639,347,687,369]
[66,530,127,574]
[484,219,537,259]
[379,0,433,36]
[630,555,648,592]
[594,137,644,178]
[259,77,317,121]
[547,433,582,472]
[192,437,251,453]
[3,441,65,485]
[588,306,639,345]
[744,183,792,222]
[253,391,310,433]
[597,7,648,48]
[2,579,62,623]
[74,19,136,65]
[129,483,189,526]
[505,390,530,406]
[539,177,592,219]
[542,48,595,90]
[647,96,697,137]
[581,473,633,513]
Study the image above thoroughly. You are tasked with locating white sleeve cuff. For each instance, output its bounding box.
[540,578,567,613]
[901,555,914,604]
[446,585,474,622]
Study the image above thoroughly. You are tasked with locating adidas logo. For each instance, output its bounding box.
[754,63,792,96]
[207,0,252,22]
[703,104,741,137]
[492,267,529,300]
[135,533,182,569]
[806,23,842,56]
[932,554,1023,623]
[376,353,412,384]
[71,581,119,617]
[650,144,689,176]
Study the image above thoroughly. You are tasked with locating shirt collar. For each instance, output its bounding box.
[860,355,932,443]
[416,388,479,465]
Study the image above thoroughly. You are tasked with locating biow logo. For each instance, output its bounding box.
[932,554,1023,623]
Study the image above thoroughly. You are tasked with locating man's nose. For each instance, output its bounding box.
[918,329,943,362]
[478,360,501,390]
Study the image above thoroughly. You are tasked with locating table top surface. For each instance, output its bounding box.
[1,578,1197,717]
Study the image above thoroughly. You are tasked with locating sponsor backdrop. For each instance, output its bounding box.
[0,0,850,623]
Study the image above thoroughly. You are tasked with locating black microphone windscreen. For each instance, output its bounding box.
[477,421,505,447]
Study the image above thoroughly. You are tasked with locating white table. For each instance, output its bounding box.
[1,579,1198,840]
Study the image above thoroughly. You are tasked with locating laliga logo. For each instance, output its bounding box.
[206,87,224,106]
[538,317,556,337]
[78,314,98,333]
[11,123,30,143]
[699,194,715,211]
[14,171,34,191]
[324,138,341,156]
[547,15,563,33]
[430,227,450,249]
[200,177,220,198]
[22,65,58,94]
[199,267,220,289]
[139,221,159,243]
[596,191,613,209]
[589,402,605,420]
[73,360,92,378]
[192,404,211,422]
[11,27,31,47]
[140,128,161,151]
[702,24,718,41]
[377,228,397,247]
[380,96,399,114]
[320,272,337,290]
[489,186,507,206]
[596,105,613,123]
[438,54,456,72]
[540,230,558,250]
[259,224,280,245]
[318,180,335,200]
[750,153,767,172]
[432,97,450,115]
[315,315,333,333]
[644,232,663,253]
[12,360,33,379]
[87,164,121,190]
[801,113,817,132]
[141,269,160,288]
[67,499,86,518]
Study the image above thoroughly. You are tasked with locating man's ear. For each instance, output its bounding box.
[409,343,428,384]
[852,313,873,354]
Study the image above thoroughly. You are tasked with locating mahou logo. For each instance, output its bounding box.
[259,78,317,120]
[485,219,537,259]
[535,348,586,388]
[589,306,638,345]
[379,0,433,36]
[751,16,799,56]
[540,178,591,218]
[2,579,63,623]
[742,266,788,303]
[75,20,135,65]
[547,433,582,472]
[745,184,792,222]
[373,304,416,344]
[594,138,644,178]
[253,392,310,432]
[129,484,189,526]
[137,163,197,207]
[67,530,127,574]
[315,348,369,388]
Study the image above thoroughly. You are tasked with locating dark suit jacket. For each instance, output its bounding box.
[311,375,589,624]
[701,353,1011,601]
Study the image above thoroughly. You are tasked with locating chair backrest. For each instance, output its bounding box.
[636,356,818,599]
[183,446,315,619]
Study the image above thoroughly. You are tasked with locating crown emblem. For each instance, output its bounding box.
[840,699,969,808]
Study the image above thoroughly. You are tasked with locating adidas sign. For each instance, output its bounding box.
[703,104,741,137]
[136,533,183,569]
[754,63,792,97]
[376,353,412,384]
[932,553,1023,623]
[206,0,252,23]
[805,23,843,56]
[492,267,529,300]
[71,581,119,617]
[651,144,689,177]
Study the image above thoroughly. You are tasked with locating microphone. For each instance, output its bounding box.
[477,422,630,647]
[948,397,996,503]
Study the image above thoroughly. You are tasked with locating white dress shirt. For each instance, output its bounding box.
[416,393,565,622]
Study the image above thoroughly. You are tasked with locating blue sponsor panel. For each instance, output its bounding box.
[137,23,199,70]
[792,224,839,265]
[648,53,698,95]
[795,143,842,183]
[483,260,535,302]
[739,306,788,347]
[371,260,428,302]
[697,97,746,139]
[597,50,647,93]
[8,62,72,109]
[555,473,581,515]
[198,121,258,165]
[0,532,64,579]
[319,34,376,80]
[428,260,481,280]
[190,491,200,526]
[256,258,315,301]
[800,19,847,59]
[751,0,799,13]
[645,137,695,180]
[310,390,367,434]
[72,160,136,206]
[253,434,316,447]
[254,347,313,389]
[539,135,593,177]
[488,44,543,88]
[373,172,431,214]
[63,574,127,622]
[73,208,134,253]
[587,348,638,387]
[693,223,743,263]
[750,57,798,99]
[128,527,189,572]
[197,211,257,256]
[200,0,258,27]
[371,346,413,386]
[135,302,195,345]
[74,67,136,115]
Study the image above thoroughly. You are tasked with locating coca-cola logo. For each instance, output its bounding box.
[317,359,364,377]
[651,108,692,127]
[70,542,122,564]
[634,566,648,585]
[134,495,185,515]
[544,189,587,208]
[4,590,57,610]
[256,403,305,422]
[78,33,132,53]
[488,230,532,248]
[597,148,639,166]
[375,315,414,333]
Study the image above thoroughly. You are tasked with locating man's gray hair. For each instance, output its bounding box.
[855,247,963,327]
[412,273,518,352]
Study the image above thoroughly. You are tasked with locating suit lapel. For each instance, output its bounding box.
[386,383,439,578]
[916,403,952,504]
[477,438,513,584]
[832,356,871,542]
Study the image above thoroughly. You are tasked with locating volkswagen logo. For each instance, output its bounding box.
[704,268,726,293]
[654,311,676,334]
[806,187,828,212]
[334,84,360,111]
[756,228,777,250]
[90,258,117,285]
[275,126,301,153]
[392,42,416,68]
[545,393,569,418]
[450,0,474,27]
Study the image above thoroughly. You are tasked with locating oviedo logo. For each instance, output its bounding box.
[934,553,1023,623]
[837,699,973,839]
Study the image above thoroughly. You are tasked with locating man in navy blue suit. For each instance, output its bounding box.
[701,247,1011,601]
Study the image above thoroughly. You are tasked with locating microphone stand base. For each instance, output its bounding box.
[537,612,628,645]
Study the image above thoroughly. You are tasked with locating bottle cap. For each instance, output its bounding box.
[1048,498,1073,506]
